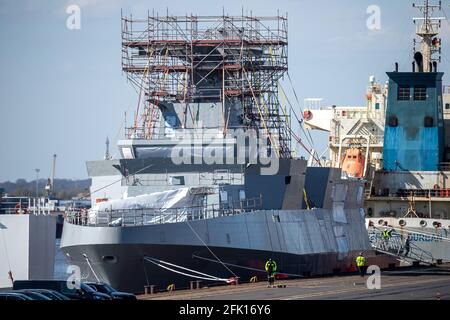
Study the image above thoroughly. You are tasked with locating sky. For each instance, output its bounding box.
[0,0,449,182]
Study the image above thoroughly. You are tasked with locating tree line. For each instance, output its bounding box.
[0,178,91,200]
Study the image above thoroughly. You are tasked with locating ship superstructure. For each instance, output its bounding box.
[304,1,450,263]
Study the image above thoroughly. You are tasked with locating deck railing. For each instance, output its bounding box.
[369,188,450,199]
[65,196,262,227]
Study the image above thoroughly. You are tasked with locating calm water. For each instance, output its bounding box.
[54,239,70,280]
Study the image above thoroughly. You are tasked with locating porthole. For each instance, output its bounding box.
[102,255,117,264]
[432,221,442,228]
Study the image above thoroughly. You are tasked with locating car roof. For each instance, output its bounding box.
[0,292,33,300]
[15,289,52,300]
[32,289,69,299]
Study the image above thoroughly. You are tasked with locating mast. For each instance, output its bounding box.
[412,0,444,72]
[45,154,57,197]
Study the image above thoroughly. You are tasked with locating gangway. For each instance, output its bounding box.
[368,226,434,266]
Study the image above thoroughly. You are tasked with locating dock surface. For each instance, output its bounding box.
[139,266,450,300]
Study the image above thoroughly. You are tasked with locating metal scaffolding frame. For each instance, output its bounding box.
[121,12,291,157]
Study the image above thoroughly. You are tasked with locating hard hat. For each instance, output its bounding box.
[359,252,363,255]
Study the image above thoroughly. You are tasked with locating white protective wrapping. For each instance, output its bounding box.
[88,187,204,225]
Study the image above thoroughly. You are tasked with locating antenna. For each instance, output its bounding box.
[412,0,445,72]
[105,137,111,160]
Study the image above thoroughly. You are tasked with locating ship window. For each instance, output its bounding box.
[239,190,246,201]
[397,86,410,100]
[375,103,380,110]
[445,103,450,110]
[220,190,228,203]
[170,176,185,185]
[414,86,427,100]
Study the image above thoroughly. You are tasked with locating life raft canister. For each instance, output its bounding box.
[14,203,27,214]
[303,109,312,121]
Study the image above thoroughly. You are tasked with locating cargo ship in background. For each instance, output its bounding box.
[60,12,395,293]
[0,189,56,289]
[0,155,91,290]
[304,0,450,263]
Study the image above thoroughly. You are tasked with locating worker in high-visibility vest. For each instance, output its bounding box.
[381,229,392,250]
[355,252,366,278]
[265,258,277,287]
[381,229,392,240]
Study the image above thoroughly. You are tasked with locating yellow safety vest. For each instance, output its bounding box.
[356,256,365,267]
[265,260,277,273]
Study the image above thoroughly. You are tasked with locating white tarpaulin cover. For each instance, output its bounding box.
[88,187,205,225]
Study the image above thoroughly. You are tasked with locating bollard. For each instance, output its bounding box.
[190,281,195,290]
[144,285,156,295]
[196,280,201,289]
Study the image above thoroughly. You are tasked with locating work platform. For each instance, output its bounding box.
[138,265,450,300]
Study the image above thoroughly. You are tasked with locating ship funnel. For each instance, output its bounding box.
[414,52,423,72]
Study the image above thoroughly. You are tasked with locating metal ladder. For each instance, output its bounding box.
[368,226,434,265]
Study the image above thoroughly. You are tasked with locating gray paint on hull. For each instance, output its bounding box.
[61,208,370,293]
[62,243,361,293]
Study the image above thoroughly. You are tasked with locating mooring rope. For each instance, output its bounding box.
[144,256,229,282]
[184,219,238,277]
[82,253,101,283]
[192,254,304,278]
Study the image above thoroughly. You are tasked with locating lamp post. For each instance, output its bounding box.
[35,168,40,199]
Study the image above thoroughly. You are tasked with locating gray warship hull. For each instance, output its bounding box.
[61,207,371,293]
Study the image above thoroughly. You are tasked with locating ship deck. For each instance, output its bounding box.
[366,196,450,202]
[138,265,450,300]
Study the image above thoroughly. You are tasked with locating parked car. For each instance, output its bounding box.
[0,292,33,301]
[13,280,111,300]
[13,289,52,300]
[84,282,137,300]
[28,289,70,300]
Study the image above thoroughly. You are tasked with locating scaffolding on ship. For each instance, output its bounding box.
[121,11,292,157]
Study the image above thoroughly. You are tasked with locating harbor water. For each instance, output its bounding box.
[54,239,70,280]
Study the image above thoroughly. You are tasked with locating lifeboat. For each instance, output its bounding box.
[341,148,365,178]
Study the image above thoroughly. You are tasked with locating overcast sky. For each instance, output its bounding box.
[0,0,449,182]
